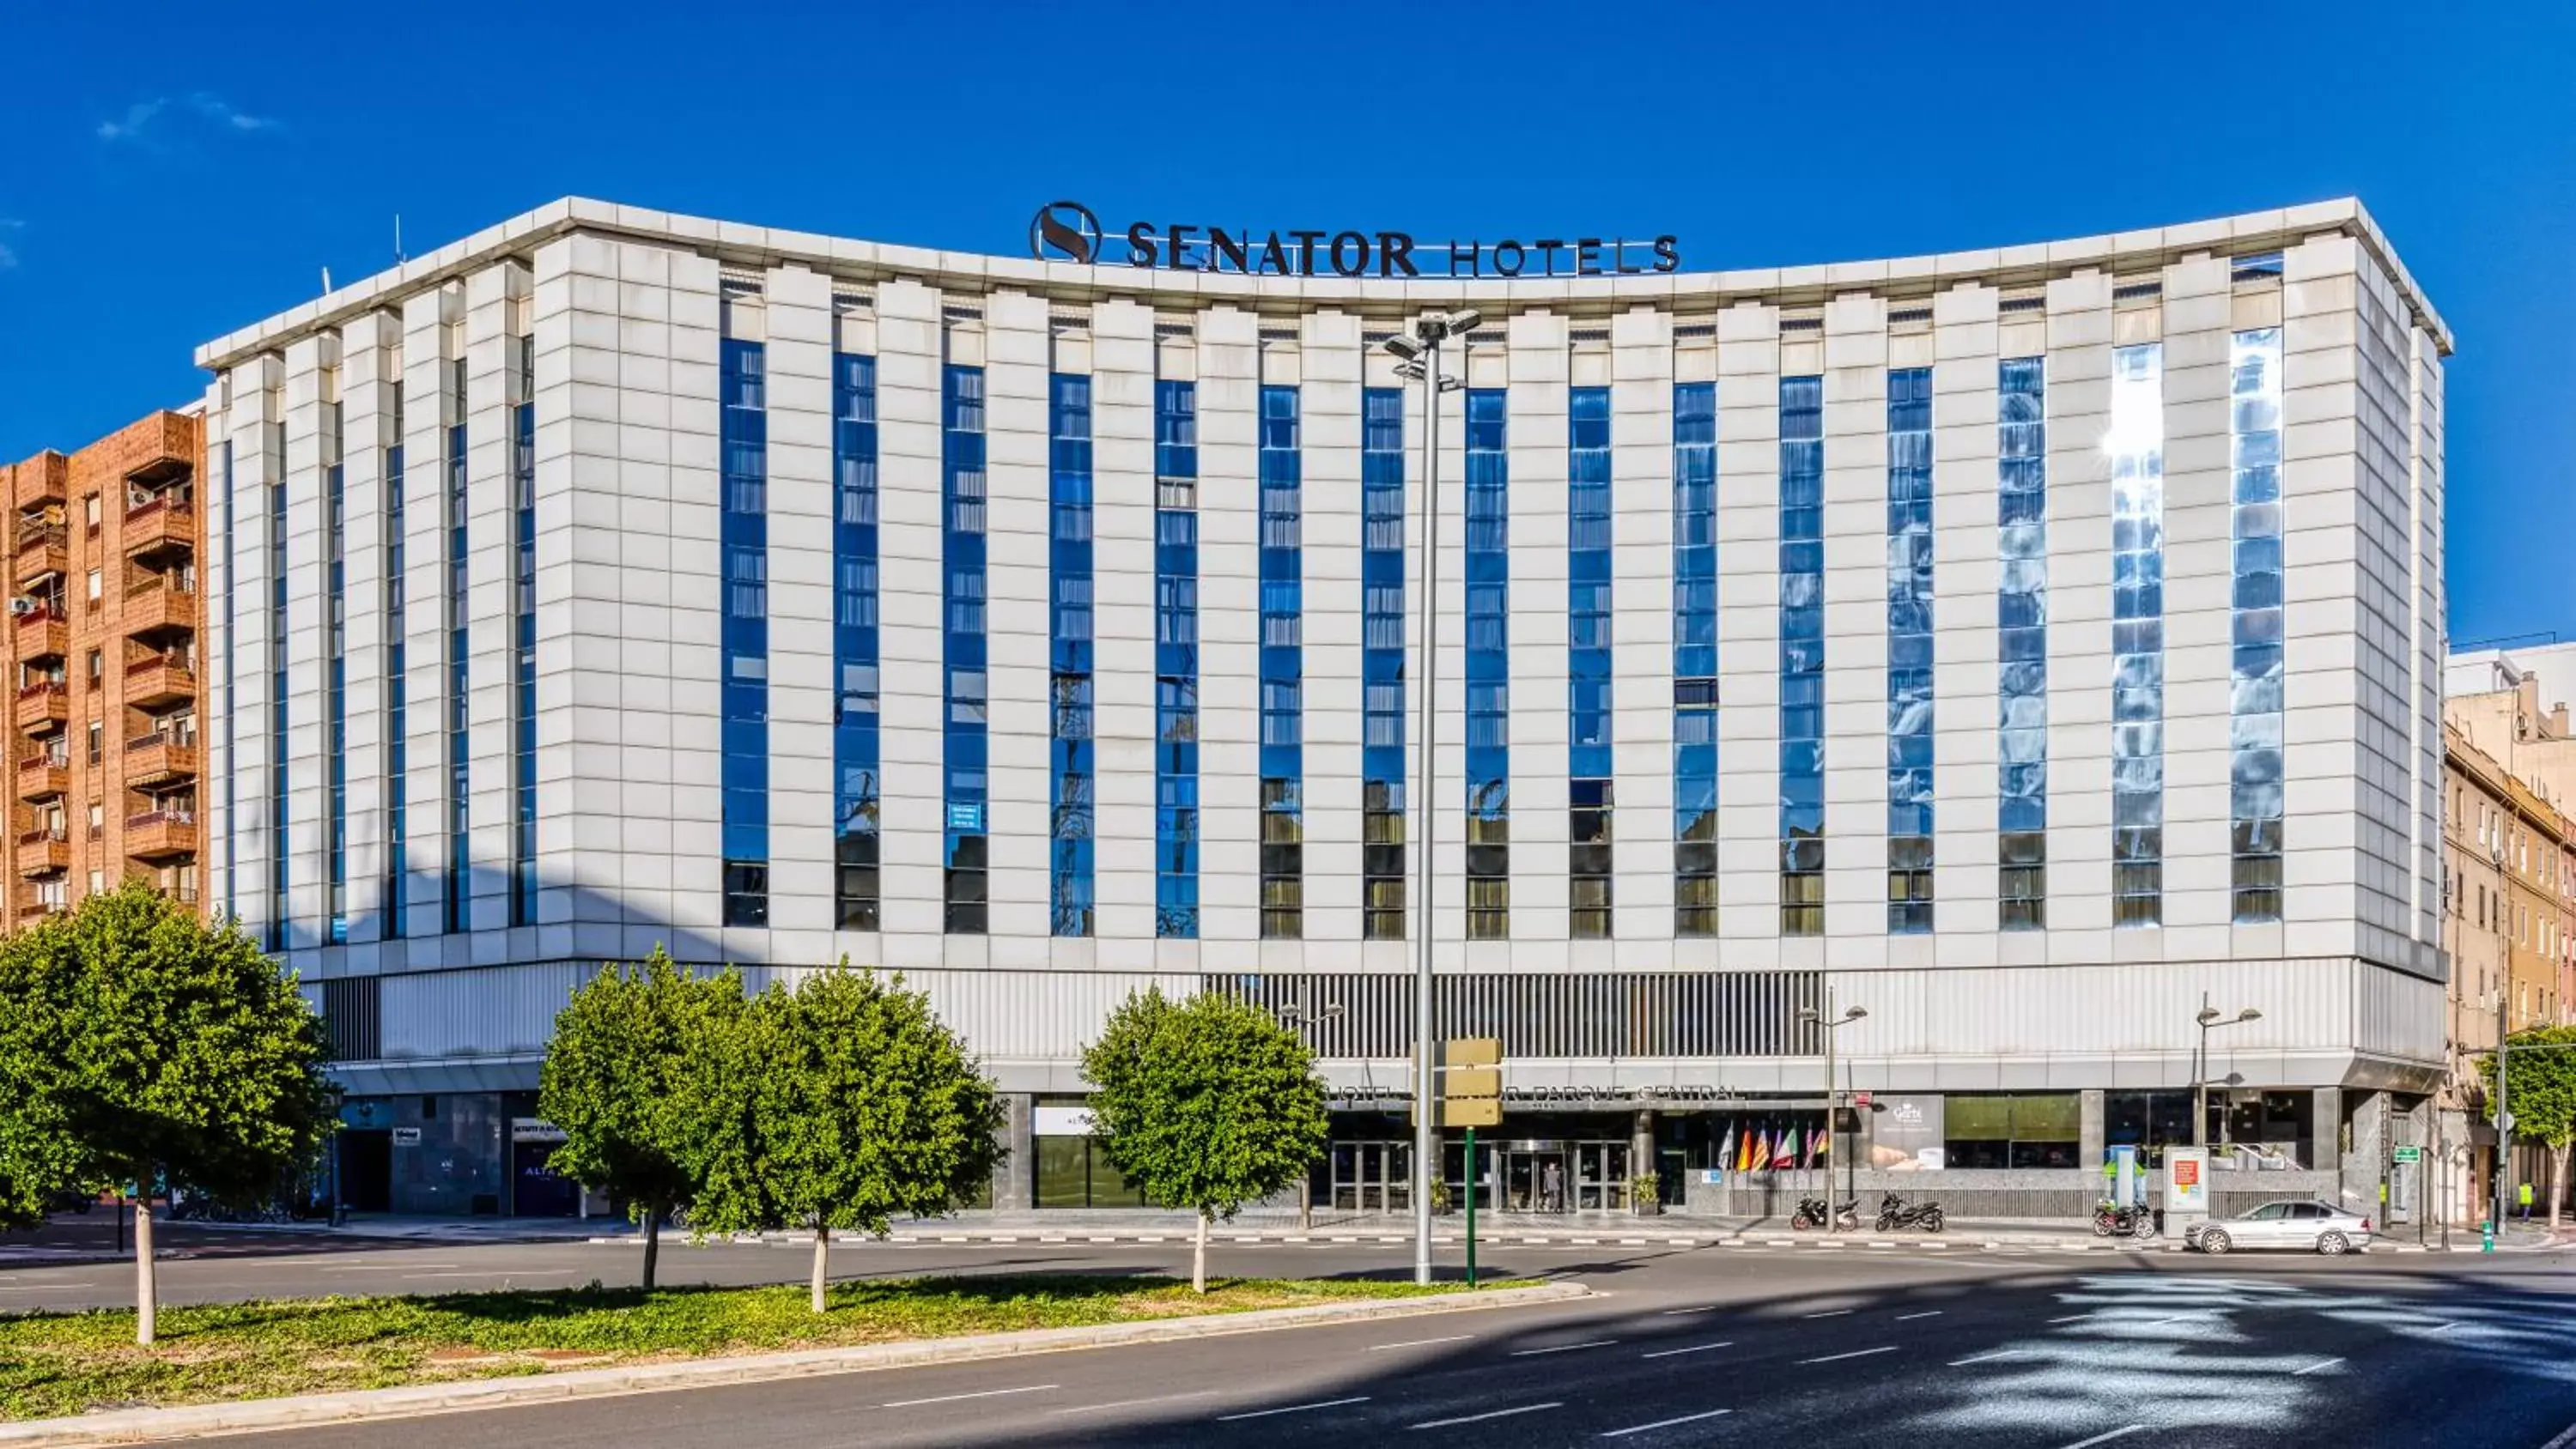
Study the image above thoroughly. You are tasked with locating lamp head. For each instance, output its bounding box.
[1796,1007,1820,1023]
[2237,1008,2262,1023]
[1445,307,1485,334]
[2197,1008,2221,1025]
[1844,1006,1868,1022]
[1381,334,1421,362]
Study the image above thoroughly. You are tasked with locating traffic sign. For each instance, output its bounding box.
[1441,1098,1504,1128]
[2393,1145,2421,1165]
[1443,1067,1502,1098]
[1443,1037,1502,1068]
[1854,1091,1874,1109]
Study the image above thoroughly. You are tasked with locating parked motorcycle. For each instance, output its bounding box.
[1874,1191,1946,1233]
[1791,1197,1862,1232]
[2092,1199,2157,1239]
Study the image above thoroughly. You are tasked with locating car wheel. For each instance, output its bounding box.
[2317,1231,2349,1256]
[2200,1229,2233,1256]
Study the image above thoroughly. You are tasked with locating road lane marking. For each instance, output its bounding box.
[1641,1340,1735,1360]
[1659,1306,1716,1316]
[2058,1428,2144,1449]
[1369,1334,1473,1352]
[1510,1338,1618,1356]
[1413,1403,1561,1430]
[1896,1311,1942,1321]
[1797,1345,1897,1365]
[1218,1396,1370,1422]
[1801,1308,1853,1319]
[1950,1349,2020,1366]
[1054,1390,1218,1416]
[1603,1408,1733,1438]
[2294,1357,2343,1376]
[2047,1313,2090,1324]
[319,1264,461,1271]
[882,1385,1058,1409]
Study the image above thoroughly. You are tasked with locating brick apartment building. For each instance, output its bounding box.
[0,410,204,922]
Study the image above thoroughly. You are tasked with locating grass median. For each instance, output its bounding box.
[0,1274,1490,1422]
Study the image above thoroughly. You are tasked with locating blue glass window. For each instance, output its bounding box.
[325,404,347,944]
[2229,312,2286,924]
[1154,378,1199,938]
[510,336,536,927]
[943,361,989,934]
[270,418,290,949]
[719,330,769,927]
[1673,380,1718,937]
[834,348,882,931]
[2108,342,2166,929]
[1362,385,1406,941]
[1568,385,1613,940]
[1997,356,2048,931]
[1886,367,1935,934]
[1465,385,1510,941]
[445,361,467,936]
[1049,371,1095,937]
[384,421,406,941]
[1259,384,1303,939]
[1778,375,1825,936]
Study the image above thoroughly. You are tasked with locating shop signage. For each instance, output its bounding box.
[511,1119,568,1144]
[1030,200,1680,279]
[391,1127,422,1148]
[2166,1146,2210,1213]
[1034,1106,1097,1137]
[2393,1144,2421,1165]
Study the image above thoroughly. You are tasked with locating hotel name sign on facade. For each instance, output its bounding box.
[1030,199,1680,279]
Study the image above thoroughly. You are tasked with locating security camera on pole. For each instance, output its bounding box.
[1381,311,1480,1287]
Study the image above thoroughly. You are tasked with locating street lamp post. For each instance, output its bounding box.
[1798,991,1867,1226]
[1383,310,1480,1287]
[2192,994,2262,1149]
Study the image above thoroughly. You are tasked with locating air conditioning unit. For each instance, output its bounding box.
[7,597,36,616]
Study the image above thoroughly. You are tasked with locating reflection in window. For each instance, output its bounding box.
[1568,385,1613,939]
[834,347,883,931]
[1778,376,1825,936]
[1673,381,1718,937]
[325,404,348,943]
[942,361,988,934]
[1943,1091,2081,1170]
[2107,343,2166,928]
[1048,372,1095,937]
[2229,319,2287,924]
[1362,387,1406,940]
[1886,368,1935,933]
[1259,384,1303,938]
[1464,386,1510,941]
[1153,379,1199,938]
[1997,357,2048,930]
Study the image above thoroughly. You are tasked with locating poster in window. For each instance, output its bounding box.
[1868,1094,1944,1171]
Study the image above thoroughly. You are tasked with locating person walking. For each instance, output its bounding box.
[2519,1180,2536,1222]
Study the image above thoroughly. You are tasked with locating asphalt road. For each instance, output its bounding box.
[15,1235,2569,1448]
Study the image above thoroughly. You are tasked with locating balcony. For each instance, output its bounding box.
[16,827,67,876]
[122,495,196,566]
[11,605,65,662]
[15,752,67,802]
[121,577,196,641]
[124,733,198,786]
[13,682,66,735]
[123,653,197,710]
[124,809,197,862]
[13,524,65,587]
[13,887,65,924]
[11,460,64,512]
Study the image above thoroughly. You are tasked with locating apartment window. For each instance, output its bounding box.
[1997,357,2048,929]
[88,869,104,898]
[1778,375,1825,935]
[88,718,100,765]
[2227,322,2286,923]
[2108,343,2166,928]
[510,335,537,926]
[1048,367,1095,937]
[1258,382,1303,939]
[83,493,100,531]
[1464,385,1510,941]
[1674,380,1718,937]
[1568,384,1613,938]
[1886,367,1935,933]
[942,357,989,934]
[85,648,100,683]
[85,568,100,605]
[1361,385,1406,940]
[719,320,770,928]
[1153,376,1200,939]
[834,342,883,932]
[87,802,102,835]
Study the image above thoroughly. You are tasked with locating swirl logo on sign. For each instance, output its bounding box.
[1030,201,1103,264]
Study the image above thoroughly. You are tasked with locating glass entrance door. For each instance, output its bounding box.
[1329,1141,1411,1212]
[1498,1143,1571,1213]
[1573,1142,1630,1210]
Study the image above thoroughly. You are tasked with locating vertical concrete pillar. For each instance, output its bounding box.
[1633,1109,1656,1208]
[991,1093,1034,1212]
[2311,1086,2342,1175]
[2079,1088,2105,1167]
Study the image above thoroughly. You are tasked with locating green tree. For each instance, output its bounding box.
[1081,988,1328,1293]
[538,950,743,1289]
[0,884,333,1343]
[2482,1024,2576,1226]
[684,967,1002,1313]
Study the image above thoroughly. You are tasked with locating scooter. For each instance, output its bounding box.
[1875,1191,1946,1234]
[1791,1197,1861,1232]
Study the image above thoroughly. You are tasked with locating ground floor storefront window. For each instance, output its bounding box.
[2105,1089,2194,1167]
[1942,1092,2081,1169]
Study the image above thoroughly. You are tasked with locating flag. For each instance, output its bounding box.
[1749,1128,1771,1173]
[1716,1124,1736,1178]
[1809,1126,1828,1168]
[1777,1126,1801,1170]
[1735,1125,1753,1173]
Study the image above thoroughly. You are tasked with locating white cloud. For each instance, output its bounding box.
[98,93,276,143]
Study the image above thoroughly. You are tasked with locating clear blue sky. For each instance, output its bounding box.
[1,1,2567,645]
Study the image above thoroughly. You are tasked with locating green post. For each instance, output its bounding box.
[1464,1125,1478,1288]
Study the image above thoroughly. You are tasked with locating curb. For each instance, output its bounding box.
[0,1282,1589,1446]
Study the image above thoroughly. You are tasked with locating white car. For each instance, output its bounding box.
[2187,1200,2373,1256]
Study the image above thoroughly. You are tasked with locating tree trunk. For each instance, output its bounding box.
[2553,1143,2571,1229]
[642,1211,661,1292]
[134,1194,157,1347]
[1193,1210,1209,1294]
[811,1225,829,1313]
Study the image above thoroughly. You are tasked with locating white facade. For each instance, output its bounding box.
[197,198,2451,1109]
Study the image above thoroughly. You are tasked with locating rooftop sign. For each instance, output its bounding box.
[1030,200,1678,280]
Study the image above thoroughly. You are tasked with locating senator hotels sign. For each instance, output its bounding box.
[1030,200,1680,280]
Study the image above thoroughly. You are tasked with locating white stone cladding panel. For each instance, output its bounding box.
[1930,282,2001,956]
[396,288,459,955]
[981,288,1055,960]
[1297,312,1366,944]
[2159,252,2235,949]
[1087,298,1158,961]
[280,334,332,950]
[1714,302,1782,961]
[2043,271,2115,953]
[759,264,838,951]
[1507,311,1570,951]
[1194,305,1262,942]
[1820,294,1887,962]
[1610,306,1676,946]
[871,277,946,966]
[337,312,398,946]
